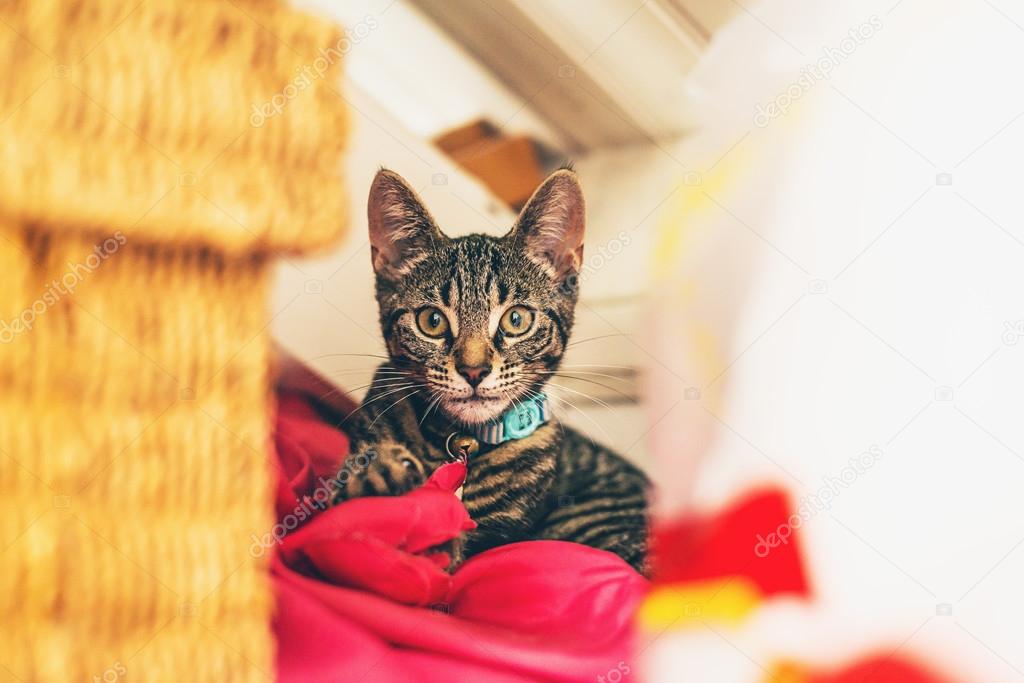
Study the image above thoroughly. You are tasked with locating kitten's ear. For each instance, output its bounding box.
[367,169,441,277]
[510,169,585,277]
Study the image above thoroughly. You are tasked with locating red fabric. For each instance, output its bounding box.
[271,390,647,683]
[650,490,810,598]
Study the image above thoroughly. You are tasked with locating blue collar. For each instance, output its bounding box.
[472,393,550,445]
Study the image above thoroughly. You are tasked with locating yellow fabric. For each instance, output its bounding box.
[638,577,763,629]
[0,1,348,680]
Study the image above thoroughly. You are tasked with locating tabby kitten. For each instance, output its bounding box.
[333,167,649,573]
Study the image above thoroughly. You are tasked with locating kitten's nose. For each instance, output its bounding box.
[457,365,490,387]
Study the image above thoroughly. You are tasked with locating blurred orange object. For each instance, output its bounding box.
[435,119,544,210]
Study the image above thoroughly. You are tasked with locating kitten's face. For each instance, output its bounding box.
[367,169,585,424]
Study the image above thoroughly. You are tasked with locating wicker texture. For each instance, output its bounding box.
[0,0,348,253]
[0,1,348,680]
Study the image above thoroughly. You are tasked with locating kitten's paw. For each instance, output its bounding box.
[332,443,426,502]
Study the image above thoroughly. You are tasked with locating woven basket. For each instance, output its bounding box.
[0,1,348,680]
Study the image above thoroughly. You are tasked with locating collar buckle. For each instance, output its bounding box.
[474,393,549,445]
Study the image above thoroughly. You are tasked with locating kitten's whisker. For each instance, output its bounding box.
[558,363,634,371]
[342,383,422,421]
[366,382,425,400]
[316,373,417,401]
[365,370,417,377]
[544,393,604,445]
[503,386,526,412]
[515,387,567,440]
[307,352,391,361]
[520,369,633,403]
[339,383,377,395]
[367,375,420,384]
[535,373,635,402]
[316,386,349,404]
[319,370,416,385]
[320,366,412,374]
[507,388,547,435]
[319,369,381,377]
[532,368,631,382]
[344,377,421,394]
[368,388,421,430]
[419,391,444,427]
[565,333,631,348]
[531,388,607,446]
[543,381,618,413]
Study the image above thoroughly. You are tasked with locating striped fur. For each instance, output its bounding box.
[333,169,649,573]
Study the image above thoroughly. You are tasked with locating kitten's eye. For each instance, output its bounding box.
[416,307,449,338]
[500,306,534,336]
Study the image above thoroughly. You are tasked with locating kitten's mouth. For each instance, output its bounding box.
[452,394,501,403]
[442,394,508,424]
